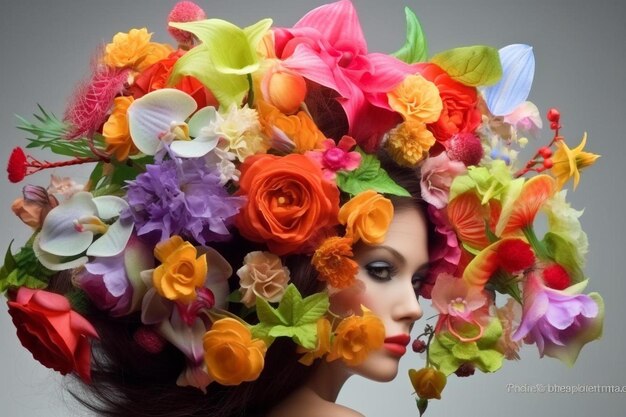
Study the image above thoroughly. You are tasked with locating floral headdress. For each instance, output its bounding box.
[3,0,603,414]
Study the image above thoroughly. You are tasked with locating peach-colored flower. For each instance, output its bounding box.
[152,236,207,303]
[261,65,307,115]
[496,299,522,360]
[385,121,436,167]
[327,308,385,366]
[203,318,267,385]
[237,251,290,307]
[388,74,442,124]
[104,28,172,72]
[338,190,393,245]
[103,96,137,161]
[298,317,332,366]
[312,236,358,289]
[47,175,83,199]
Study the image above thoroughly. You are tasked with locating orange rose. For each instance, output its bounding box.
[236,154,340,255]
[103,96,137,161]
[327,308,385,366]
[408,367,447,399]
[257,100,325,153]
[338,190,394,245]
[203,318,267,385]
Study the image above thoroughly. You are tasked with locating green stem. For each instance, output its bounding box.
[523,226,550,260]
[247,73,255,107]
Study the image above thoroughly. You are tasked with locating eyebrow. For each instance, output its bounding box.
[377,245,429,272]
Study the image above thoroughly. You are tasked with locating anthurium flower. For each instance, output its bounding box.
[551,133,600,190]
[169,18,273,107]
[513,272,604,366]
[273,0,418,151]
[34,192,133,271]
[128,88,220,157]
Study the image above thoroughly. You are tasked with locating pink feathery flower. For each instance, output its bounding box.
[64,61,129,140]
[167,1,207,47]
[306,135,361,180]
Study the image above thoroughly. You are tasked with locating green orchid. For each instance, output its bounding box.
[168,18,273,107]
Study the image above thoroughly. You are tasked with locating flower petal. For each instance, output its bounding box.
[33,234,88,271]
[128,89,197,155]
[499,175,556,235]
[170,137,219,158]
[93,195,129,220]
[188,106,218,137]
[87,218,134,257]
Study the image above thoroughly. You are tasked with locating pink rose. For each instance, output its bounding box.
[420,152,466,209]
[7,288,98,382]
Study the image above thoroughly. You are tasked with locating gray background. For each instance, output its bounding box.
[1,0,624,416]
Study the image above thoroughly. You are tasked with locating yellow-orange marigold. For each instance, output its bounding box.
[203,318,267,385]
[104,28,172,72]
[152,235,207,303]
[338,190,394,245]
[312,236,358,289]
[297,317,332,366]
[388,74,442,124]
[103,96,137,161]
[385,121,436,167]
[327,308,385,366]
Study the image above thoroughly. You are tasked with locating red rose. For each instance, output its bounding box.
[7,288,98,382]
[414,63,481,143]
[130,50,218,109]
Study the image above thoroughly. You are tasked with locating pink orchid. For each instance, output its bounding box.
[274,0,417,151]
[306,135,361,180]
[431,273,490,342]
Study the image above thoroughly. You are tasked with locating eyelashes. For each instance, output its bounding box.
[365,261,428,295]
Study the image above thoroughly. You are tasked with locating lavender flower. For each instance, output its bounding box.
[125,157,244,245]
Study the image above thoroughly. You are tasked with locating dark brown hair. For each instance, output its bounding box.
[67,155,426,417]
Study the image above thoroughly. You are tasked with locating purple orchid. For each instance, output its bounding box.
[513,272,604,366]
[274,0,417,151]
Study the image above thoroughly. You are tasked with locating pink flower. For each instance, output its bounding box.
[431,274,489,342]
[420,152,466,209]
[274,0,417,151]
[306,135,361,180]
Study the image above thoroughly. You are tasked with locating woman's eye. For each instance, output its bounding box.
[365,261,396,281]
[412,274,426,295]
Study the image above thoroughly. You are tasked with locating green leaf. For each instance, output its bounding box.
[416,397,429,416]
[251,322,275,342]
[255,297,286,325]
[295,292,330,326]
[475,348,504,372]
[337,149,410,197]
[392,7,428,63]
[1,241,17,274]
[543,232,585,283]
[431,45,502,87]
[0,242,53,292]
[276,284,299,323]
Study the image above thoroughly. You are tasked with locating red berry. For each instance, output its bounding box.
[543,264,571,290]
[7,147,28,183]
[412,338,427,353]
[497,240,535,273]
[454,363,475,377]
[547,108,561,123]
[134,327,166,354]
[550,122,560,130]
[447,133,484,166]
[543,158,553,169]
[538,146,552,159]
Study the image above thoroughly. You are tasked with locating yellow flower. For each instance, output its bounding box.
[408,367,447,400]
[203,318,267,385]
[338,190,394,245]
[152,236,207,302]
[312,236,358,289]
[551,133,600,190]
[388,74,442,124]
[298,317,332,366]
[326,308,385,366]
[103,96,137,161]
[103,28,172,72]
[385,121,436,167]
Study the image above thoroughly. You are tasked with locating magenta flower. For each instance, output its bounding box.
[512,272,604,366]
[306,135,361,180]
[274,0,417,151]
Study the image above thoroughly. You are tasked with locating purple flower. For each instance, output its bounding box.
[512,272,604,366]
[124,157,244,245]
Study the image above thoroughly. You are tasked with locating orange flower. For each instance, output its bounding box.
[385,121,436,167]
[298,317,332,366]
[338,190,393,245]
[103,96,137,161]
[203,318,267,385]
[262,66,307,114]
[257,100,325,153]
[103,28,172,72]
[327,308,385,366]
[387,74,442,124]
[312,236,358,289]
[236,154,340,256]
[408,367,447,399]
[152,236,207,303]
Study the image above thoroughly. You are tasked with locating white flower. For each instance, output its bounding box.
[216,104,266,162]
[34,191,133,270]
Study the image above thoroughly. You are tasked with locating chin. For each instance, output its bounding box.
[352,350,401,382]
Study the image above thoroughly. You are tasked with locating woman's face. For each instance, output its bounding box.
[345,205,428,382]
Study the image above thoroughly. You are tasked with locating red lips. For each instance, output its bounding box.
[383,334,411,357]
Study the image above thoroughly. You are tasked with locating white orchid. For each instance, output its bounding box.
[33,191,133,271]
[128,88,220,158]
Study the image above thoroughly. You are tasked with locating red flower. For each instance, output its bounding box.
[131,50,217,110]
[7,147,28,183]
[7,288,98,383]
[414,63,481,144]
[496,239,535,273]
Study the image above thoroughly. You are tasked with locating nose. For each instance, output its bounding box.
[392,279,423,325]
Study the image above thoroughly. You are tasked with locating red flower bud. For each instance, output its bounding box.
[7,147,28,183]
[542,158,553,169]
[547,108,561,123]
[538,146,553,159]
[543,264,571,290]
